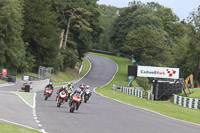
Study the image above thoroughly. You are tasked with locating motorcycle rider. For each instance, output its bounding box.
[70,82,74,90]
[55,85,68,101]
[84,85,91,96]
[79,83,85,101]
[79,83,85,91]
[69,87,82,110]
[67,83,74,91]
[66,83,73,101]
[44,81,53,95]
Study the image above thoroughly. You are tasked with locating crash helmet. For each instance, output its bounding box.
[68,84,71,87]
[85,85,89,89]
[80,83,84,86]
[76,88,81,93]
[62,85,66,90]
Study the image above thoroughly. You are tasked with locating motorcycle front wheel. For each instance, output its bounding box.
[45,93,49,100]
[70,102,76,113]
[57,99,63,107]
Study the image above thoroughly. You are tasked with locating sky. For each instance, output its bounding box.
[97,0,200,20]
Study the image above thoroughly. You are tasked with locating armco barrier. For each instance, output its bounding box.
[29,79,50,92]
[113,84,153,100]
[173,94,200,109]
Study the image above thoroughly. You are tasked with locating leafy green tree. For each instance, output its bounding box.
[0,0,26,74]
[52,0,102,60]
[94,5,119,51]
[122,25,171,66]
[154,8,179,38]
[22,0,60,72]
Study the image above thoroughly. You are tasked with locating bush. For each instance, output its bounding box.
[136,77,151,91]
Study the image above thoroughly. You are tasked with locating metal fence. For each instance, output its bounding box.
[113,84,154,100]
[38,66,53,80]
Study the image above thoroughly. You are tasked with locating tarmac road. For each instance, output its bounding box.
[36,54,200,133]
[0,83,39,130]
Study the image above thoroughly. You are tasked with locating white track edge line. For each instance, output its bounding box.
[11,91,33,108]
[91,54,200,127]
[0,118,40,131]
[74,57,91,84]
[93,87,200,127]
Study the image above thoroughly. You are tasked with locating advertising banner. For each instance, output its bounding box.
[2,69,7,78]
[137,66,179,79]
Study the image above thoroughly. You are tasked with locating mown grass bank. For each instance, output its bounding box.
[90,52,200,124]
[16,58,90,87]
[0,123,39,133]
[180,88,200,99]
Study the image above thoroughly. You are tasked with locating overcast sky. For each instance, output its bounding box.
[97,0,200,20]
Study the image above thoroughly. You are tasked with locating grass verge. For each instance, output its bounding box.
[0,79,7,82]
[90,52,200,124]
[51,58,90,86]
[13,91,35,107]
[179,88,200,99]
[0,123,39,133]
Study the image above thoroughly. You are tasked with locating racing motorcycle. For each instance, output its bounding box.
[84,89,91,103]
[69,93,82,113]
[66,89,72,102]
[57,91,67,107]
[44,87,53,100]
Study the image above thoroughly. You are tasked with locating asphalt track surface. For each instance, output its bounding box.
[0,82,39,130]
[36,54,200,133]
[1,54,200,133]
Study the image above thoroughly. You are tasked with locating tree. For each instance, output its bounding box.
[0,0,26,74]
[22,0,60,72]
[122,25,171,66]
[94,5,119,51]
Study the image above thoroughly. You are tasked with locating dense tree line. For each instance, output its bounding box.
[95,1,200,82]
[0,0,101,74]
[1,0,200,83]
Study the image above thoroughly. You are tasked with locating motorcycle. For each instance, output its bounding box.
[84,89,91,103]
[69,93,82,113]
[66,89,72,102]
[57,91,67,107]
[44,87,53,100]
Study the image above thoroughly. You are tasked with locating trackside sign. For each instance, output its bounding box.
[137,66,179,79]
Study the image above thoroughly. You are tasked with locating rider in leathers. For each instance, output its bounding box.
[55,85,68,101]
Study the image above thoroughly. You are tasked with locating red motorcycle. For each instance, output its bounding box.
[44,87,53,100]
[57,91,67,107]
[69,93,82,113]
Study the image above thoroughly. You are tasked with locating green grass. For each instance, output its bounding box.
[16,58,90,87]
[16,73,38,80]
[14,92,35,107]
[0,123,39,133]
[0,79,7,82]
[90,52,200,124]
[51,58,90,86]
[179,88,200,98]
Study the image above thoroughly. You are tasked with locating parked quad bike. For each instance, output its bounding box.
[57,91,67,107]
[69,93,81,113]
[44,87,53,100]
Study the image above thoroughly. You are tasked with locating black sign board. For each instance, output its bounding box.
[128,65,137,76]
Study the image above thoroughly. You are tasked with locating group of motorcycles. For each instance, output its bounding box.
[44,83,91,113]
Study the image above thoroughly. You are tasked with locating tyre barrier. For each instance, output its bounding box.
[173,94,200,109]
[113,84,153,100]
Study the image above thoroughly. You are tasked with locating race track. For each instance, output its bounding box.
[36,54,200,133]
